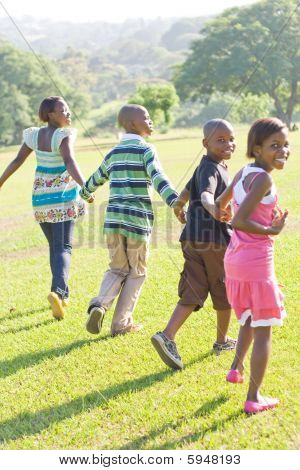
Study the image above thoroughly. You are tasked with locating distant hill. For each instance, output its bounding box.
[0,16,211,58]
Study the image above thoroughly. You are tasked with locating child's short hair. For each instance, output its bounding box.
[247,117,288,158]
[39,96,63,122]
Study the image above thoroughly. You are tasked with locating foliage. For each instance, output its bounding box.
[174,0,300,127]
[0,43,89,145]
[173,92,273,128]
[0,82,32,145]
[129,83,179,126]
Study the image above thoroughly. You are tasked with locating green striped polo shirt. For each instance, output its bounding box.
[80,134,178,240]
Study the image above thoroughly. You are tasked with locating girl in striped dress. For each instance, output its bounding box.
[0,96,93,320]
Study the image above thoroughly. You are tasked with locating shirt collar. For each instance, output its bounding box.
[121,133,146,143]
[204,154,227,169]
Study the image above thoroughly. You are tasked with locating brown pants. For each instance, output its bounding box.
[89,234,149,335]
[178,241,231,311]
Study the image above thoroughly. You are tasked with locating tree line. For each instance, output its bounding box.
[0,0,299,145]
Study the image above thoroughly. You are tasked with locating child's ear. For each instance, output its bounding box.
[253,144,261,158]
[130,120,136,131]
[203,138,208,149]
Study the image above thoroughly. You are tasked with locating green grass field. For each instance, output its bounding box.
[0,126,299,450]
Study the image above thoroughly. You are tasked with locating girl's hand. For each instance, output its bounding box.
[173,205,187,224]
[87,194,95,204]
[269,209,288,235]
[220,205,232,223]
[272,205,284,221]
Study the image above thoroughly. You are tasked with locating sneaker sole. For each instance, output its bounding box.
[86,308,105,334]
[151,335,183,370]
[47,293,64,320]
[213,343,236,355]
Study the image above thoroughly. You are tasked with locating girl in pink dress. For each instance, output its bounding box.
[216,118,290,414]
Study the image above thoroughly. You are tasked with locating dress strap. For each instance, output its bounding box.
[233,165,275,205]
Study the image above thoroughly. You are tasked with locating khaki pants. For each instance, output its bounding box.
[89,234,149,335]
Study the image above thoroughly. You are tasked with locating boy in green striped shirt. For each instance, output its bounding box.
[80,104,178,336]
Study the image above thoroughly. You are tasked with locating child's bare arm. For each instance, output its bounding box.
[79,158,108,201]
[215,183,234,210]
[60,136,86,187]
[201,191,231,221]
[232,173,287,235]
[0,143,32,189]
[216,169,242,210]
[173,187,189,223]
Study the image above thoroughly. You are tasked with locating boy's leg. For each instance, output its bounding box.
[110,237,149,335]
[86,234,129,334]
[163,303,196,340]
[216,309,231,343]
[151,241,208,369]
[202,243,236,352]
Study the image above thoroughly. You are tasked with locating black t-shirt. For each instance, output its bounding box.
[180,155,232,245]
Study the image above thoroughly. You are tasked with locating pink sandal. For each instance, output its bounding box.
[226,369,244,384]
[244,398,279,414]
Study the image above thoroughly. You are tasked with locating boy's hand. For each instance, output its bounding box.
[174,206,187,224]
[173,200,187,224]
[220,205,232,222]
[86,194,95,204]
[210,205,231,222]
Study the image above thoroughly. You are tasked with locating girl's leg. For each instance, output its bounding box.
[247,326,272,402]
[230,317,253,374]
[51,221,74,299]
[40,222,54,285]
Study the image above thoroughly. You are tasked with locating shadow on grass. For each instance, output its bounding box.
[0,336,111,379]
[121,394,229,450]
[0,368,175,443]
[0,307,48,323]
[0,319,54,335]
[157,409,244,450]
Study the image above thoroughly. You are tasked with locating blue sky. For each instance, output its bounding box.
[0,0,259,22]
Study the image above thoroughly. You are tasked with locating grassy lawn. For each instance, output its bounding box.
[0,126,299,449]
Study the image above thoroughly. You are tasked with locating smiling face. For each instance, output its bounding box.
[254,128,290,171]
[48,100,71,128]
[203,124,236,162]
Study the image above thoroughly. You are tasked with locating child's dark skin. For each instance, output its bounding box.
[165,121,236,344]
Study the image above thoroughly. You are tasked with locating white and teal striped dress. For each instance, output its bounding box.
[23,127,85,224]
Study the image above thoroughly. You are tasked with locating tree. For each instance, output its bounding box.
[0,42,89,145]
[0,82,32,145]
[129,82,179,125]
[174,0,300,128]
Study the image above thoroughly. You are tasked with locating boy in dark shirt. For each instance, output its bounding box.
[151,119,236,369]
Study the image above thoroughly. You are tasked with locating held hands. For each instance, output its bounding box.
[173,199,187,224]
[211,204,232,222]
[173,204,187,224]
[86,194,95,204]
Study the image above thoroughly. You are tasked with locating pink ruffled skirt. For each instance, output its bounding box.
[224,241,286,327]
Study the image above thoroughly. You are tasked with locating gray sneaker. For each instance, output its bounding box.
[213,337,237,355]
[151,332,183,370]
[86,306,105,334]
